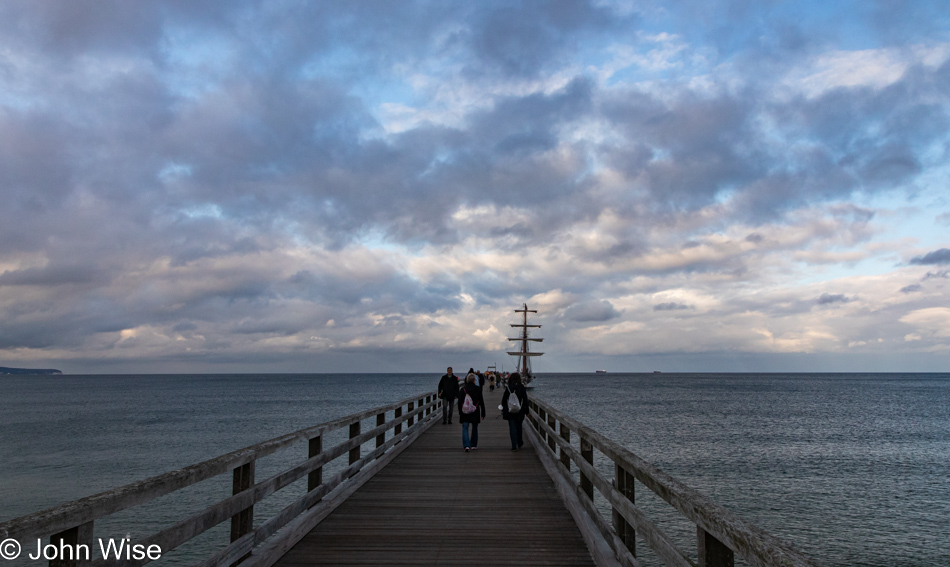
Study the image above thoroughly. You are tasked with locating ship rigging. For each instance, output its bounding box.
[507,303,543,385]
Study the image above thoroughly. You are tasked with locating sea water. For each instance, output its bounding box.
[0,373,947,566]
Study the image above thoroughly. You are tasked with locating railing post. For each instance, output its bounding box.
[308,435,322,494]
[425,395,431,416]
[376,412,386,449]
[394,406,403,435]
[612,463,635,557]
[49,521,93,567]
[559,423,571,469]
[230,460,255,564]
[408,401,415,426]
[547,413,557,452]
[698,527,734,567]
[580,436,594,501]
[349,421,361,465]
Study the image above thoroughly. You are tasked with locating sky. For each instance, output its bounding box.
[1,0,949,374]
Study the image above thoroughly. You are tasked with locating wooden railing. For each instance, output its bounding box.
[526,396,822,567]
[0,392,441,567]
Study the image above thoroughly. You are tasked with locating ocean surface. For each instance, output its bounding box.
[0,373,947,566]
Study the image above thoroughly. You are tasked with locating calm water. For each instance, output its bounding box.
[1,373,947,566]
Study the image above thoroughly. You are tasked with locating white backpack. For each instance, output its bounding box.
[461,392,477,414]
[506,387,522,413]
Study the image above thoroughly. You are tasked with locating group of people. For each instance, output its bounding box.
[437,366,528,452]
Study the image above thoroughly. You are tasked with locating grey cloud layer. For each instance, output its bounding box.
[1,1,949,370]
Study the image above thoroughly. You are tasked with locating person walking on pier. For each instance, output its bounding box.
[438,367,460,424]
[458,374,486,451]
[503,372,528,451]
[466,368,480,390]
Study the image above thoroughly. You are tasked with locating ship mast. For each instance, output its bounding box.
[507,303,543,383]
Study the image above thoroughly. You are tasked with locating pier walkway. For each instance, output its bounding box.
[1,385,825,567]
[274,387,595,566]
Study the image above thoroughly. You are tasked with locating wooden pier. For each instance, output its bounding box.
[0,386,824,567]
[274,388,593,566]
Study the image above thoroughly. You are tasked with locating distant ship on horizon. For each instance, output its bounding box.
[0,366,63,375]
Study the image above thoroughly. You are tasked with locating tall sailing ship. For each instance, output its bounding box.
[507,303,543,386]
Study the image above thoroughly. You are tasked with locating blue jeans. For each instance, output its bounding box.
[462,422,479,448]
[442,398,454,422]
[508,416,524,449]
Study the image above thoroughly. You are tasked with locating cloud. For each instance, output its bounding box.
[562,300,621,322]
[653,302,691,311]
[910,248,950,265]
[816,293,850,305]
[900,307,950,339]
[1,1,949,371]
[465,0,633,78]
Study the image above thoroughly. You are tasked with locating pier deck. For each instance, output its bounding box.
[273,388,596,566]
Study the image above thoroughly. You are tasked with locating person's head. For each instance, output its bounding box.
[466,374,476,384]
[468,367,475,374]
[509,372,521,384]
[447,367,453,374]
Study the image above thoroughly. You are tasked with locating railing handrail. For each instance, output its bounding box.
[530,395,822,567]
[0,390,437,542]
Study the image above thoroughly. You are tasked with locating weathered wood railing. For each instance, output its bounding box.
[0,392,441,567]
[526,396,822,567]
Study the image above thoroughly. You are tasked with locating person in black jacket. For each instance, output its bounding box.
[437,367,460,424]
[457,374,486,451]
[502,372,528,451]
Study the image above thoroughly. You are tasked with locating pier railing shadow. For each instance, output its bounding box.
[527,396,823,567]
[0,392,441,567]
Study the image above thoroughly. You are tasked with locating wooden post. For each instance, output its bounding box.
[547,413,557,452]
[580,437,594,501]
[230,461,255,565]
[407,401,415,426]
[376,413,386,448]
[559,423,571,470]
[48,521,93,567]
[698,527,734,567]
[308,435,323,492]
[349,422,361,465]
[425,395,431,416]
[612,463,635,557]
[394,406,403,435]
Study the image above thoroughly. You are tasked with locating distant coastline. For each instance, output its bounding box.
[0,366,63,375]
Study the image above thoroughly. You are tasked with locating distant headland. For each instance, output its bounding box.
[0,366,63,375]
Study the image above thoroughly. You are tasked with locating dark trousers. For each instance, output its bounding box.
[508,416,524,449]
[462,422,479,448]
[442,398,455,422]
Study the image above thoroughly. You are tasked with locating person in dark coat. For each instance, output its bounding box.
[467,368,482,390]
[438,367,460,424]
[502,372,529,451]
[457,374,486,451]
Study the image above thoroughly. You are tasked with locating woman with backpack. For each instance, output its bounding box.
[502,372,528,451]
[457,373,486,452]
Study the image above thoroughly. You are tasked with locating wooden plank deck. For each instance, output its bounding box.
[272,387,597,567]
